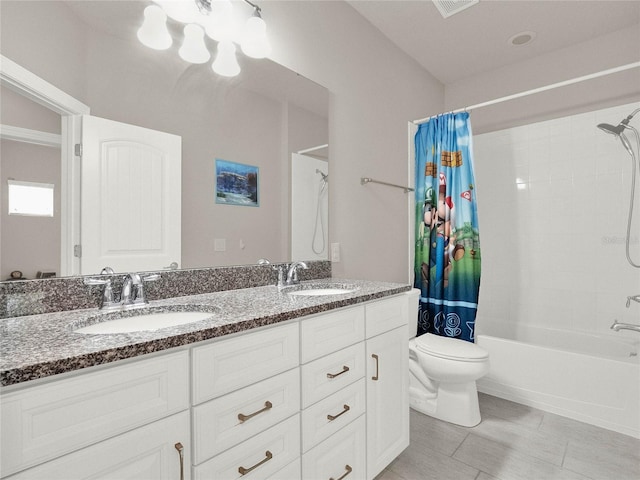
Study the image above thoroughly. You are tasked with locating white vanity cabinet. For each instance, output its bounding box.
[191,322,301,479]
[365,295,411,480]
[0,350,191,479]
[1,290,414,480]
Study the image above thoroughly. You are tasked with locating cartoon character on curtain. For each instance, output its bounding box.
[414,112,481,342]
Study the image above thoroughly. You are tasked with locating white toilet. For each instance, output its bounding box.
[408,307,489,427]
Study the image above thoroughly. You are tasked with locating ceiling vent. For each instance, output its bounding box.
[432,0,479,19]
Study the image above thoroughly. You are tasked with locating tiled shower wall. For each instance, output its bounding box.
[474,101,640,339]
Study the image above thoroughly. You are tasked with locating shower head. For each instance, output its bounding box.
[598,123,634,156]
[597,123,625,136]
[316,169,328,182]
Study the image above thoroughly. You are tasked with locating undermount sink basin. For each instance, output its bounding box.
[285,284,357,296]
[74,307,216,334]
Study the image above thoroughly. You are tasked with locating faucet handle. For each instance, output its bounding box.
[84,277,119,310]
[273,265,286,289]
[129,274,160,306]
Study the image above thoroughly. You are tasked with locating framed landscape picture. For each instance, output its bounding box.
[215,159,259,207]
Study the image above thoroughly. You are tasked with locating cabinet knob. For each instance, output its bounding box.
[174,442,184,480]
[371,354,379,381]
[238,450,273,475]
[327,404,350,421]
[326,365,350,379]
[237,400,273,423]
[330,464,353,480]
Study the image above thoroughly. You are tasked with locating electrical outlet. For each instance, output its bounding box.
[214,238,226,252]
[331,242,340,262]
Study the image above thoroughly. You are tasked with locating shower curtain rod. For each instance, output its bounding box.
[412,61,640,125]
[297,144,329,154]
[361,177,414,193]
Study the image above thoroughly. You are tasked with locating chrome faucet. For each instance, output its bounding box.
[84,276,120,311]
[121,273,159,308]
[611,320,640,333]
[626,295,640,308]
[86,272,160,310]
[286,261,309,285]
[274,261,309,290]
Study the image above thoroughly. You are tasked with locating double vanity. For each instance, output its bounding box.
[0,275,417,480]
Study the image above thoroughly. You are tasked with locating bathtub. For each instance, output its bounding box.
[476,325,640,438]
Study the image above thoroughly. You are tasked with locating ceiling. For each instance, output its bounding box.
[347,0,640,85]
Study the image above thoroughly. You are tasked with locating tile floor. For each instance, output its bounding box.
[376,393,640,480]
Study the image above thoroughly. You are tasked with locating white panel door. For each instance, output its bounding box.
[291,153,328,260]
[80,115,181,274]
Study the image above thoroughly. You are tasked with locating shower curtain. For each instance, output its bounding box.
[414,112,481,342]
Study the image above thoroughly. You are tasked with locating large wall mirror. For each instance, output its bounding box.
[0,0,329,281]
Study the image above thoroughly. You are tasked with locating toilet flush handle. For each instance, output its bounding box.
[371,354,379,381]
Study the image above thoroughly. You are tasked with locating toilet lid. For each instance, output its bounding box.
[414,333,488,361]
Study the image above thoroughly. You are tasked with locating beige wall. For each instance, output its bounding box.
[1,1,330,271]
[266,1,445,282]
[444,25,640,133]
[1,140,61,279]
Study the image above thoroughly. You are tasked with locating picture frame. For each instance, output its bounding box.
[215,159,259,207]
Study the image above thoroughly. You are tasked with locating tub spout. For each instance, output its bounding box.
[626,294,640,308]
[610,320,640,333]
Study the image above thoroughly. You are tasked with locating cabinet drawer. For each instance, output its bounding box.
[268,458,301,480]
[7,411,190,480]
[302,414,366,480]
[365,294,407,339]
[194,414,300,480]
[1,350,189,477]
[301,378,365,453]
[301,342,365,408]
[300,305,365,362]
[192,322,299,404]
[193,368,300,464]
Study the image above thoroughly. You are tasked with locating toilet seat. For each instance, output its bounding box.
[414,333,488,362]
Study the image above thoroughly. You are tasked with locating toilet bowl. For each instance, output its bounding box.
[406,295,489,427]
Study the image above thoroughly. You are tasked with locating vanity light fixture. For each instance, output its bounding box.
[179,23,210,63]
[138,0,270,77]
[137,5,173,50]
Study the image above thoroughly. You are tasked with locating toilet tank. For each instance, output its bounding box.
[406,288,420,339]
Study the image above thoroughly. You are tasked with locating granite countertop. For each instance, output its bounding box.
[0,278,411,387]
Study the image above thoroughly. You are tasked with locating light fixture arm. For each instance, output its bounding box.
[243,0,262,14]
[195,0,213,15]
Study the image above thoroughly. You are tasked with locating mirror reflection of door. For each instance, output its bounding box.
[291,150,329,261]
[80,115,181,274]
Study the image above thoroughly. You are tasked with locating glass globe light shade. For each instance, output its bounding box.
[202,1,237,42]
[241,14,271,59]
[137,5,173,50]
[212,40,240,77]
[179,24,210,63]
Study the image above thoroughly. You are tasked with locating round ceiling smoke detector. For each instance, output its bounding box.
[508,31,536,47]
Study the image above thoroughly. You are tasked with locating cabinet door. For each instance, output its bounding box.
[8,411,190,480]
[1,350,189,477]
[366,327,409,480]
[302,415,366,480]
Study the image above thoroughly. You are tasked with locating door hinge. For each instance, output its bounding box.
[74,143,82,157]
[74,244,82,258]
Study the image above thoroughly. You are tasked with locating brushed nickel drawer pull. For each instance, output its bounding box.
[330,464,353,480]
[238,450,273,476]
[238,401,273,423]
[174,442,185,480]
[327,365,350,379]
[327,404,350,421]
[371,354,379,381]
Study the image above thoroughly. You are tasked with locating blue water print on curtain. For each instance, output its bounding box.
[413,112,481,342]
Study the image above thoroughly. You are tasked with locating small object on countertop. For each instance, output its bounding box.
[7,270,25,281]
